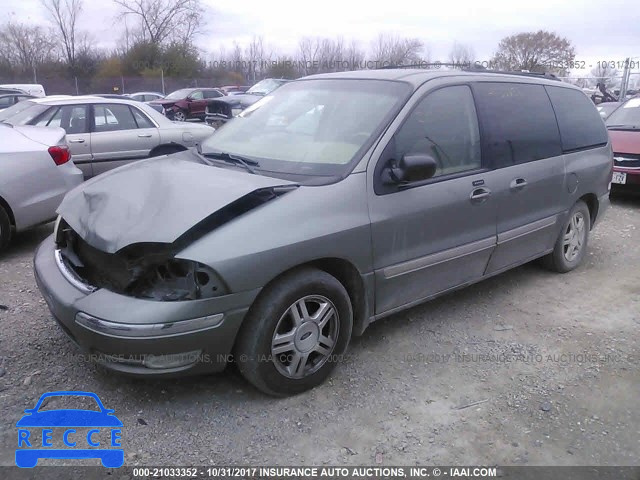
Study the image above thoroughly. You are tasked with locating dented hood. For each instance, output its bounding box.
[57,153,295,253]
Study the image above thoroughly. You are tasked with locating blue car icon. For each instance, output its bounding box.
[16,391,123,468]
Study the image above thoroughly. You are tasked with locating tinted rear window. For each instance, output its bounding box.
[545,86,608,152]
[473,82,562,167]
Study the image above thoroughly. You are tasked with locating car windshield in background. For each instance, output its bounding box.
[165,89,193,100]
[201,79,409,180]
[0,101,49,124]
[246,79,284,95]
[606,98,640,129]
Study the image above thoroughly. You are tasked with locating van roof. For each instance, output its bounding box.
[303,69,579,90]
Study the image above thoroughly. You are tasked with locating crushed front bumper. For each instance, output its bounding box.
[34,235,260,377]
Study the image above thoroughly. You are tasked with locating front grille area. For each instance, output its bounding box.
[613,152,640,169]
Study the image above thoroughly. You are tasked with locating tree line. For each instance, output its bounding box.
[0,0,622,93]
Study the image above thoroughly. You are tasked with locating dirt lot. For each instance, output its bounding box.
[0,193,638,468]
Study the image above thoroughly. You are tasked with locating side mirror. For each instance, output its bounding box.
[384,154,437,185]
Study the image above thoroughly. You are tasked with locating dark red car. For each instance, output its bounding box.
[149,87,224,122]
[606,97,640,191]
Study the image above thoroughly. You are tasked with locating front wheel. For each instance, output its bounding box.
[171,109,186,122]
[235,268,353,396]
[543,200,591,273]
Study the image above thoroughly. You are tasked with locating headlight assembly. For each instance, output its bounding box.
[129,258,228,301]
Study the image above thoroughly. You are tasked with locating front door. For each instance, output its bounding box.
[90,103,159,177]
[368,84,498,315]
[187,90,206,118]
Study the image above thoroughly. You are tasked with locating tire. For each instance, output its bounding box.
[172,109,187,122]
[0,205,12,252]
[235,267,353,396]
[542,200,591,273]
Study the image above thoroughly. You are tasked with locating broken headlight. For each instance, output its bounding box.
[130,258,228,301]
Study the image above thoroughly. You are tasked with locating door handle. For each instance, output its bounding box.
[68,139,85,143]
[137,134,152,138]
[470,187,491,203]
[510,178,528,190]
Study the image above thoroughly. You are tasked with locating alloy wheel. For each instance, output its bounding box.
[563,211,586,262]
[271,295,339,379]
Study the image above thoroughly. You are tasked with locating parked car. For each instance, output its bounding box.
[205,78,290,128]
[0,83,45,97]
[218,85,250,95]
[596,101,621,119]
[149,88,225,122]
[606,96,640,191]
[0,87,27,95]
[126,91,165,102]
[0,123,83,251]
[0,93,35,111]
[0,96,214,179]
[95,93,164,114]
[34,70,611,395]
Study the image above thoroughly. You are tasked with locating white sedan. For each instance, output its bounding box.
[0,124,83,251]
[0,96,215,179]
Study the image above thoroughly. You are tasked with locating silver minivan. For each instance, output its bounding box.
[34,70,612,396]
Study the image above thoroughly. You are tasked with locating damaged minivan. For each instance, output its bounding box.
[34,69,612,396]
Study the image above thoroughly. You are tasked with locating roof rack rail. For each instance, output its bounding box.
[378,63,562,81]
[466,69,561,81]
[378,62,481,70]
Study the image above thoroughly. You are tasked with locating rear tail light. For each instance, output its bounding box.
[48,145,71,166]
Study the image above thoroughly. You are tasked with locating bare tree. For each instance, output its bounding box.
[371,33,423,66]
[41,0,83,72]
[491,30,576,75]
[344,39,365,71]
[245,36,271,82]
[113,0,204,46]
[448,41,475,66]
[297,37,347,75]
[0,23,58,77]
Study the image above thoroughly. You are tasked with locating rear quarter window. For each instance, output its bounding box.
[472,82,562,167]
[545,86,608,152]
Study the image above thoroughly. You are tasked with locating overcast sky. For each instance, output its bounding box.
[7,0,640,76]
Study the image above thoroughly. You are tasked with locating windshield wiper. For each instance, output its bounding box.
[201,151,259,174]
[607,124,639,129]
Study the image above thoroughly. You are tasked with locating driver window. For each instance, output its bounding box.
[190,90,204,100]
[395,85,481,177]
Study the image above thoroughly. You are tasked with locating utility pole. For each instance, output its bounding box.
[619,58,630,101]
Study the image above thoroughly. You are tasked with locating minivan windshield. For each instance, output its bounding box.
[0,101,49,124]
[606,98,640,129]
[200,79,410,180]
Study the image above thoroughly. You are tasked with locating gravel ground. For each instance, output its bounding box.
[0,193,638,468]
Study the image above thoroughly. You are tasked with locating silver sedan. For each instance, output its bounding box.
[0,124,83,251]
[0,96,215,179]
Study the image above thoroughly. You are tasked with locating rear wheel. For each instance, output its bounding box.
[543,200,590,273]
[0,205,12,252]
[235,268,353,396]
